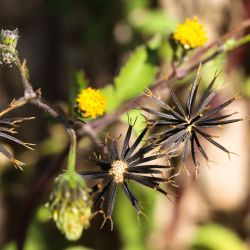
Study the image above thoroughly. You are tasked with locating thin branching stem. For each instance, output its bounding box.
[83,19,250,134]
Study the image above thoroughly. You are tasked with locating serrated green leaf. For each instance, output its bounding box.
[100,84,117,112]
[101,45,158,112]
[114,47,157,100]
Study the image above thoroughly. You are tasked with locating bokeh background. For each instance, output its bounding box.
[0,0,249,250]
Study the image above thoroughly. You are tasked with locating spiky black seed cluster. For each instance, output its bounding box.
[81,125,171,227]
[0,103,34,169]
[142,67,243,172]
[79,68,245,226]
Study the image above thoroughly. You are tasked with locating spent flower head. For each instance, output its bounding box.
[0,102,34,169]
[47,171,92,241]
[81,123,172,229]
[76,87,107,119]
[142,66,244,174]
[1,29,19,48]
[0,29,19,65]
[173,16,207,49]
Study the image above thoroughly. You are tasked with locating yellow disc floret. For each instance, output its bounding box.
[173,16,207,49]
[110,160,128,183]
[76,87,107,119]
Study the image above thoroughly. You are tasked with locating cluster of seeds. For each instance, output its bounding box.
[80,67,244,227]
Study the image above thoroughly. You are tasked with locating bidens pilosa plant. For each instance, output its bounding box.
[0,15,249,245]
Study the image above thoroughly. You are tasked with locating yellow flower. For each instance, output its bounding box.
[76,87,107,119]
[173,16,207,49]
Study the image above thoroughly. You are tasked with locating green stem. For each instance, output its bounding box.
[67,128,77,174]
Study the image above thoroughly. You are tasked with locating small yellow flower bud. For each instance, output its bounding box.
[1,29,19,48]
[0,29,19,65]
[173,16,207,49]
[76,87,107,119]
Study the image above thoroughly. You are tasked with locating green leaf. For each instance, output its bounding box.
[69,69,89,113]
[101,45,158,112]
[128,9,177,35]
[121,109,146,135]
[192,224,247,250]
[114,184,157,250]
[75,70,89,90]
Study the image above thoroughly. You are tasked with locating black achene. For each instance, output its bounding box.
[80,123,171,228]
[142,67,243,173]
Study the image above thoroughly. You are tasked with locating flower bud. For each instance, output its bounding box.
[0,29,19,65]
[47,172,92,241]
[1,29,19,48]
[76,87,107,119]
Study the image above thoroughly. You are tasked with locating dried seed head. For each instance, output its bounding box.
[110,160,127,183]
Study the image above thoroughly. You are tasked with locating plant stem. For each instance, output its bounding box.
[82,19,250,134]
[67,128,77,174]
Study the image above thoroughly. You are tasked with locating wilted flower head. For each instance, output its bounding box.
[0,29,19,65]
[173,16,207,49]
[0,103,34,169]
[47,171,92,241]
[76,87,107,119]
[81,123,171,229]
[142,67,243,174]
[1,29,19,48]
